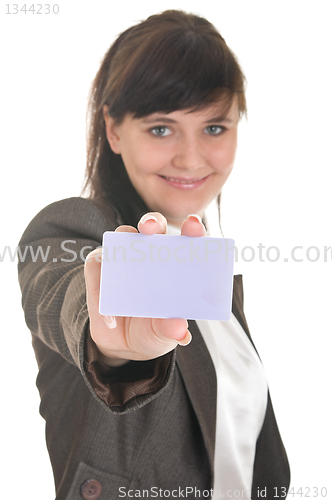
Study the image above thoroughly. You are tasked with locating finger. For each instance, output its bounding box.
[84,248,103,307]
[138,212,168,235]
[115,225,138,233]
[174,330,192,346]
[152,318,192,346]
[103,315,118,329]
[85,248,119,329]
[181,214,206,237]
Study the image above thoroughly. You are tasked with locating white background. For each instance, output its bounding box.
[1,1,331,498]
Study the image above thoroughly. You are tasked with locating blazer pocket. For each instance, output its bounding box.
[64,462,130,500]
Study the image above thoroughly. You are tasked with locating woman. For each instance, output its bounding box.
[18,9,290,500]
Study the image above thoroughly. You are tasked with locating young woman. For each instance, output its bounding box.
[18,10,290,500]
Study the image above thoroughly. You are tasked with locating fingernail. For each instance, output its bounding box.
[139,214,158,225]
[85,248,102,263]
[174,330,192,346]
[103,316,117,329]
[187,214,202,224]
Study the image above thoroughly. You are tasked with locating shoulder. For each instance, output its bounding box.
[19,197,123,245]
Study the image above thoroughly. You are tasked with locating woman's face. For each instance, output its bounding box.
[104,98,239,227]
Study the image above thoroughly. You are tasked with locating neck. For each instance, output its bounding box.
[166,218,182,229]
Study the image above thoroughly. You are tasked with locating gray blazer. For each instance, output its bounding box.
[18,197,290,500]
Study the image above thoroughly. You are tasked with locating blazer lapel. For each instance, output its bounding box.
[231,274,252,340]
[176,319,217,475]
[175,274,248,478]
[231,274,261,358]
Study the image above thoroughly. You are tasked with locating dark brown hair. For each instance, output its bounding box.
[82,9,247,227]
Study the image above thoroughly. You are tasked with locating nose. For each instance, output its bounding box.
[172,135,204,171]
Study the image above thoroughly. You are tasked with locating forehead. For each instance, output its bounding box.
[136,98,239,125]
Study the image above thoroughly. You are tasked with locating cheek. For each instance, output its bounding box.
[123,142,166,178]
[211,150,236,175]
[142,143,171,172]
[120,152,147,181]
[213,135,238,173]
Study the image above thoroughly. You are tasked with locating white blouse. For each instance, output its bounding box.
[167,223,268,499]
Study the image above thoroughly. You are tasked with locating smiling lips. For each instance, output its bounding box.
[159,174,210,189]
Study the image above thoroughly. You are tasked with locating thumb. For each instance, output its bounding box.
[152,318,192,346]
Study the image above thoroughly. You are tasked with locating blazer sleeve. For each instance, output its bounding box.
[18,197,176,414]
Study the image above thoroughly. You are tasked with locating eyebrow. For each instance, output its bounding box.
[140,114,235,125]
[205,115,234,124]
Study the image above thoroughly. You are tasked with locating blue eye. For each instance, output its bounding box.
[206,125,224,135]
[151,126,171,137]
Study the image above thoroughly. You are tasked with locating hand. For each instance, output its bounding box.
[84,213,206,366]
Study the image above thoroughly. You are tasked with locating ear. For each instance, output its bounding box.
[103,105,122,154]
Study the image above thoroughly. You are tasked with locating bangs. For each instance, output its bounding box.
[107,29,245,121]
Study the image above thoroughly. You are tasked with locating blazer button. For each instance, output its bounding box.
[80,479,103,499]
